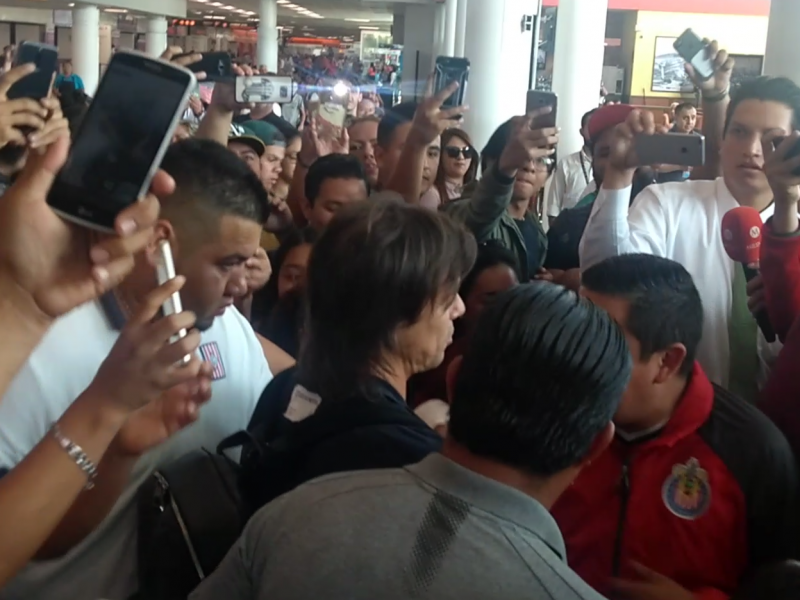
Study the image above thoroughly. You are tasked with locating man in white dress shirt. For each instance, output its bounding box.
[580,47,800,401]
[0,139,277,600]
[544,109,596,230]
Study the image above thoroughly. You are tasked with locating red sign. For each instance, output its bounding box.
[542,0,769,16]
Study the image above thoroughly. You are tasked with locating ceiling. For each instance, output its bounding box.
[188,0,399,36]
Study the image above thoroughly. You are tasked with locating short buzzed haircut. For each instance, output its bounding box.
[160,138,270,227]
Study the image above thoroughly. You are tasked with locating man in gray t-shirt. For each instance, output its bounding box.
[192,283,632,600]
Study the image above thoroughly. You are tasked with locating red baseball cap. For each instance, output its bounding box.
[588,104,636,143]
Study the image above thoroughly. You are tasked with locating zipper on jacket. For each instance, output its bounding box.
[611,454,632,577]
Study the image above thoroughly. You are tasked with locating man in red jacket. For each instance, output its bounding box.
[552,253,799,600]
[759,130,800,457]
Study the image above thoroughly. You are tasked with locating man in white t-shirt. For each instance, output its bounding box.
[580,49,799,400]
[543,109,596,231]
[0,139,276,600]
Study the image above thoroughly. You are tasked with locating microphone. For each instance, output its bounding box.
[721,207,777,343]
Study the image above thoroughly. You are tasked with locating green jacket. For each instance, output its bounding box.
[443,165,547,281]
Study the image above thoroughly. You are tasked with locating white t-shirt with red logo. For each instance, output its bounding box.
[0,300,272,600]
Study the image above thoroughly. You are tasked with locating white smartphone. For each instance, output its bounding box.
[673,29,715,81]
[235,75,295,104]
[635,133,706,168]
[155,240,190,365]
[47,51,196,232]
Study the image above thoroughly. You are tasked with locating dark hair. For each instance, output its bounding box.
[459,242,519,300]
[160,138,270,226]
[674,102,696,116]
[732,561,800,600]
[481,118,514,174]
[435,128,479,203]
[377,101,417,148]
[449,283,631,476]
[581,109,597,129]
[581,254,703,377]
[725,76,800,134]
[253,227,318,325]
[305,153,368,206]
[298,200,477,401]
[269,117,301,144]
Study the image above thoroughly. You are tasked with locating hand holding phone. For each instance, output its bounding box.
[673,32,734,96]
[177,51,232,82]
[7,42,58,101]
[762,131,800,208]
[526,91,558,130]
[0,65,50,148]
[47,51,195,232]
[635,133,705,168]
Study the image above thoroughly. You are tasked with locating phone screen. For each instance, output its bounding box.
[8,43,58,100]
[49,53,192,230]
[434,57,469,109]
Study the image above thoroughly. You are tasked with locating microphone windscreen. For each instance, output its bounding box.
[721,206,763,267]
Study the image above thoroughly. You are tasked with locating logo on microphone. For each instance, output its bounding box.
[723,228,733,242]
[750,226,760,239]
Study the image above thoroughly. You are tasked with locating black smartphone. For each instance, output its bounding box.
[673,29,714,81]
[775,136,800,177]
[526,90,558,129]
[7,41,58,100]
[434,56,469,110]
[47,51,196,232]
[179,51,232,82]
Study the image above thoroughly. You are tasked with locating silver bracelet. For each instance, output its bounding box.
[51,423,98,490]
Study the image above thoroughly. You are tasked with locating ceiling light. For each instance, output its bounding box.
[194,0,207,3]
[210,1,223,5]
[104,8,128,12]
[345,18,370,23]
[359,26,380,30]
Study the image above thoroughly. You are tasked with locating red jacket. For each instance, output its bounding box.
[552,363,799,600]
[759,220,800,458]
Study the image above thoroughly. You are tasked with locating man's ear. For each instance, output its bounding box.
[654,343,688,385]
[445,355,463,404]
[145,219,177,268]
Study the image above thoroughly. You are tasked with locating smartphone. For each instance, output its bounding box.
[635,133,706,168]
[47,51,196,232]
[434,56,469,110]
[155,240,190,365]
[526,90,558,129]
[775,136,800,177]
[179,51,232,82]
[7,41,58,100]
[673,29,714,81]
[313,102,346,140]
[235,75,295,104]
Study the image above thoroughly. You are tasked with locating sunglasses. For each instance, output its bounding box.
[445,146,472,159]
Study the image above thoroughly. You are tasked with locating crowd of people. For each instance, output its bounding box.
[0,34,800,600]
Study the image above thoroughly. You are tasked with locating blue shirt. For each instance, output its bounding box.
[55,73,85,91]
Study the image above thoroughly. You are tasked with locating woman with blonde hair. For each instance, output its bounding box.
[435,127,479,203]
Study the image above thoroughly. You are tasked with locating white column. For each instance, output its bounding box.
[145,16,168,58]
[257,0,278,72]
[551,0,609,157]
[71,5,100,96]
[442,0,458,57]
[764,0,800,83]
[432,2,445,59]
[463,0,533,152]
[454,0,468,57]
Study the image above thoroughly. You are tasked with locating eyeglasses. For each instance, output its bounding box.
[444,146,472,159]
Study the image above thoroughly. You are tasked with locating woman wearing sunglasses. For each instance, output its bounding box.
[435,128,479,203]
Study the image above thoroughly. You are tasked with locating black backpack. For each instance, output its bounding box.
[137,383,430,600]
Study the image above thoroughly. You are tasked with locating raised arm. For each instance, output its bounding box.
[579,109,670,270]
[687,40,734,182]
